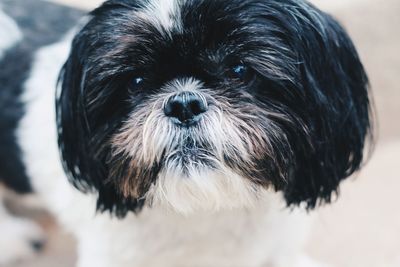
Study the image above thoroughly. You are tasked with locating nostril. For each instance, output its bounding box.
[164,92,208,125]
[164,99,185,119]
[171,101,184,118]
[189,99,207,116]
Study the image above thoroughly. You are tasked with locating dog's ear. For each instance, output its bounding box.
[57,12,144,217]
[281,5,373,208]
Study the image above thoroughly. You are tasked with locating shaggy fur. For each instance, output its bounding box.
[0,0,372,266]
[57,0,372,216]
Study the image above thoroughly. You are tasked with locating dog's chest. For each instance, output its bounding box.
[134,209,267,265]
[79,200,306,267]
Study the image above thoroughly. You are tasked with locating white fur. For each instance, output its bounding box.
[0,189,45,266]
[147,166,262,214]
[136,0,183,34]
[0,9,22,58]
[73,203,314,267]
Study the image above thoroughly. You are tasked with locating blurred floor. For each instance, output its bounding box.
[9,0,400,266]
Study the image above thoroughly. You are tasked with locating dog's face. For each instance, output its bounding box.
[57,0,372,216]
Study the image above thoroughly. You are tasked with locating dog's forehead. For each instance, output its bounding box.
[135,0,183,34]
[131,0,244,37]
[97,0,250,75]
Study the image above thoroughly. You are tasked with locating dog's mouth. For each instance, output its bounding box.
[162,136,218,171]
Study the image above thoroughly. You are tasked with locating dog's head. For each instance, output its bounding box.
[57,0,372,216]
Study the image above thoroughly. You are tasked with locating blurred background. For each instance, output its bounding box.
[5,0,400,266]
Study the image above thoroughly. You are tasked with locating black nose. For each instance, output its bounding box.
[164,91,208,125]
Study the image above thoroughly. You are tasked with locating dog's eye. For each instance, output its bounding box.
[228,63,253,82]
[232,65,246,76]
[132,77,144,87]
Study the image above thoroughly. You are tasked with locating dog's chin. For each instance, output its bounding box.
[145,158,264,215]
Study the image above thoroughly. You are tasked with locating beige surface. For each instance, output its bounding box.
[10,0,400,266]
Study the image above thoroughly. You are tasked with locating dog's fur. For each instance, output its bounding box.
[0,0,372,266]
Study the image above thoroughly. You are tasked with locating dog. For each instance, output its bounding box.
[0,0,372,266]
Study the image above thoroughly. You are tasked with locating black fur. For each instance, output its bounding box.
[0,0,84,193]
[57,0,372,216]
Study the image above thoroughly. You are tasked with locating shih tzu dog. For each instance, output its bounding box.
[0,0,372,266]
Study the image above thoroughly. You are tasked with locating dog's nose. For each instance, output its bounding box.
[164,91,208,125]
